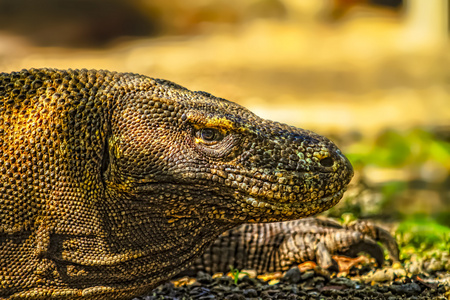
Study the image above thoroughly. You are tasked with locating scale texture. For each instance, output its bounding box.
[0,69,353,299]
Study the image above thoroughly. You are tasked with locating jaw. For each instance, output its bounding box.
[235,187,348,223]
[132,180,347,223]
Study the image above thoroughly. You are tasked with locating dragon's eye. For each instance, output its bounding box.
[196,128,224,144]
[193,126,240,158]
[201,128,218,141]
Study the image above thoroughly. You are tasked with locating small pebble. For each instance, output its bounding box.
[224,293,245,300]
[300,270,315,281]
[329,277,356,288]
[389,282,421,296]
[197,271,213,284]
[283,267,302,284]
[242,289,258,297]
[198,295,216,300]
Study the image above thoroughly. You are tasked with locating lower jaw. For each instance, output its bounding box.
[241,187,347,216]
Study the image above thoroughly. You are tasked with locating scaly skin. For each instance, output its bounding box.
[0,69,353,299]
[183,217,400,275]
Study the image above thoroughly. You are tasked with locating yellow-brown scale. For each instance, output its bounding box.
[0,69,353,299]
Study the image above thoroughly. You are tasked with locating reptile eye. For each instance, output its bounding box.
[194,127,239,159]
[198,128,223,143]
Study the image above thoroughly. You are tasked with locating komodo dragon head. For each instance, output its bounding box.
[106,77,353,223]
[0,69,353,299]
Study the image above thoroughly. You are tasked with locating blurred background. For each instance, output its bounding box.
[0,0,449,267]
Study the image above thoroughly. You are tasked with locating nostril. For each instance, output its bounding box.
[319,157,334,168]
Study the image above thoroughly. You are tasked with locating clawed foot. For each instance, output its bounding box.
[181,217,400,276]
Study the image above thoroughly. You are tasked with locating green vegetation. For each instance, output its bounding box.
[396,215,450,271]
[328,128,450,221]
[346,128,450,170]
[396,215,450,252]
[229,266,249,285]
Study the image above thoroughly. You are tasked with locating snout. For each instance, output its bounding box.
[336,149,354,182]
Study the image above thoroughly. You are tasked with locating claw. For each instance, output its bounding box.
[346,220,400,263]
[177,217,400,277]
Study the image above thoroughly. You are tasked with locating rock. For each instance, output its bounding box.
[224,293,245,300]
[389,282,421,296]
[329,277,356,288]
[198,295,216,300]
[363,267,406,283]
[242,288,258,297]
[300,270,315,281]
[424,258,443,272]
[197,271,213,284]
[283,267,302,284]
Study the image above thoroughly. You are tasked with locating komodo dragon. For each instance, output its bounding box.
[0,68,358,299]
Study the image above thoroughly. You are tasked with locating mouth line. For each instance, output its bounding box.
[134,180,347,214]
[241,187,347,213]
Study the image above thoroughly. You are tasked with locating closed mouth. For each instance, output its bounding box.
[240,187,347,213]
